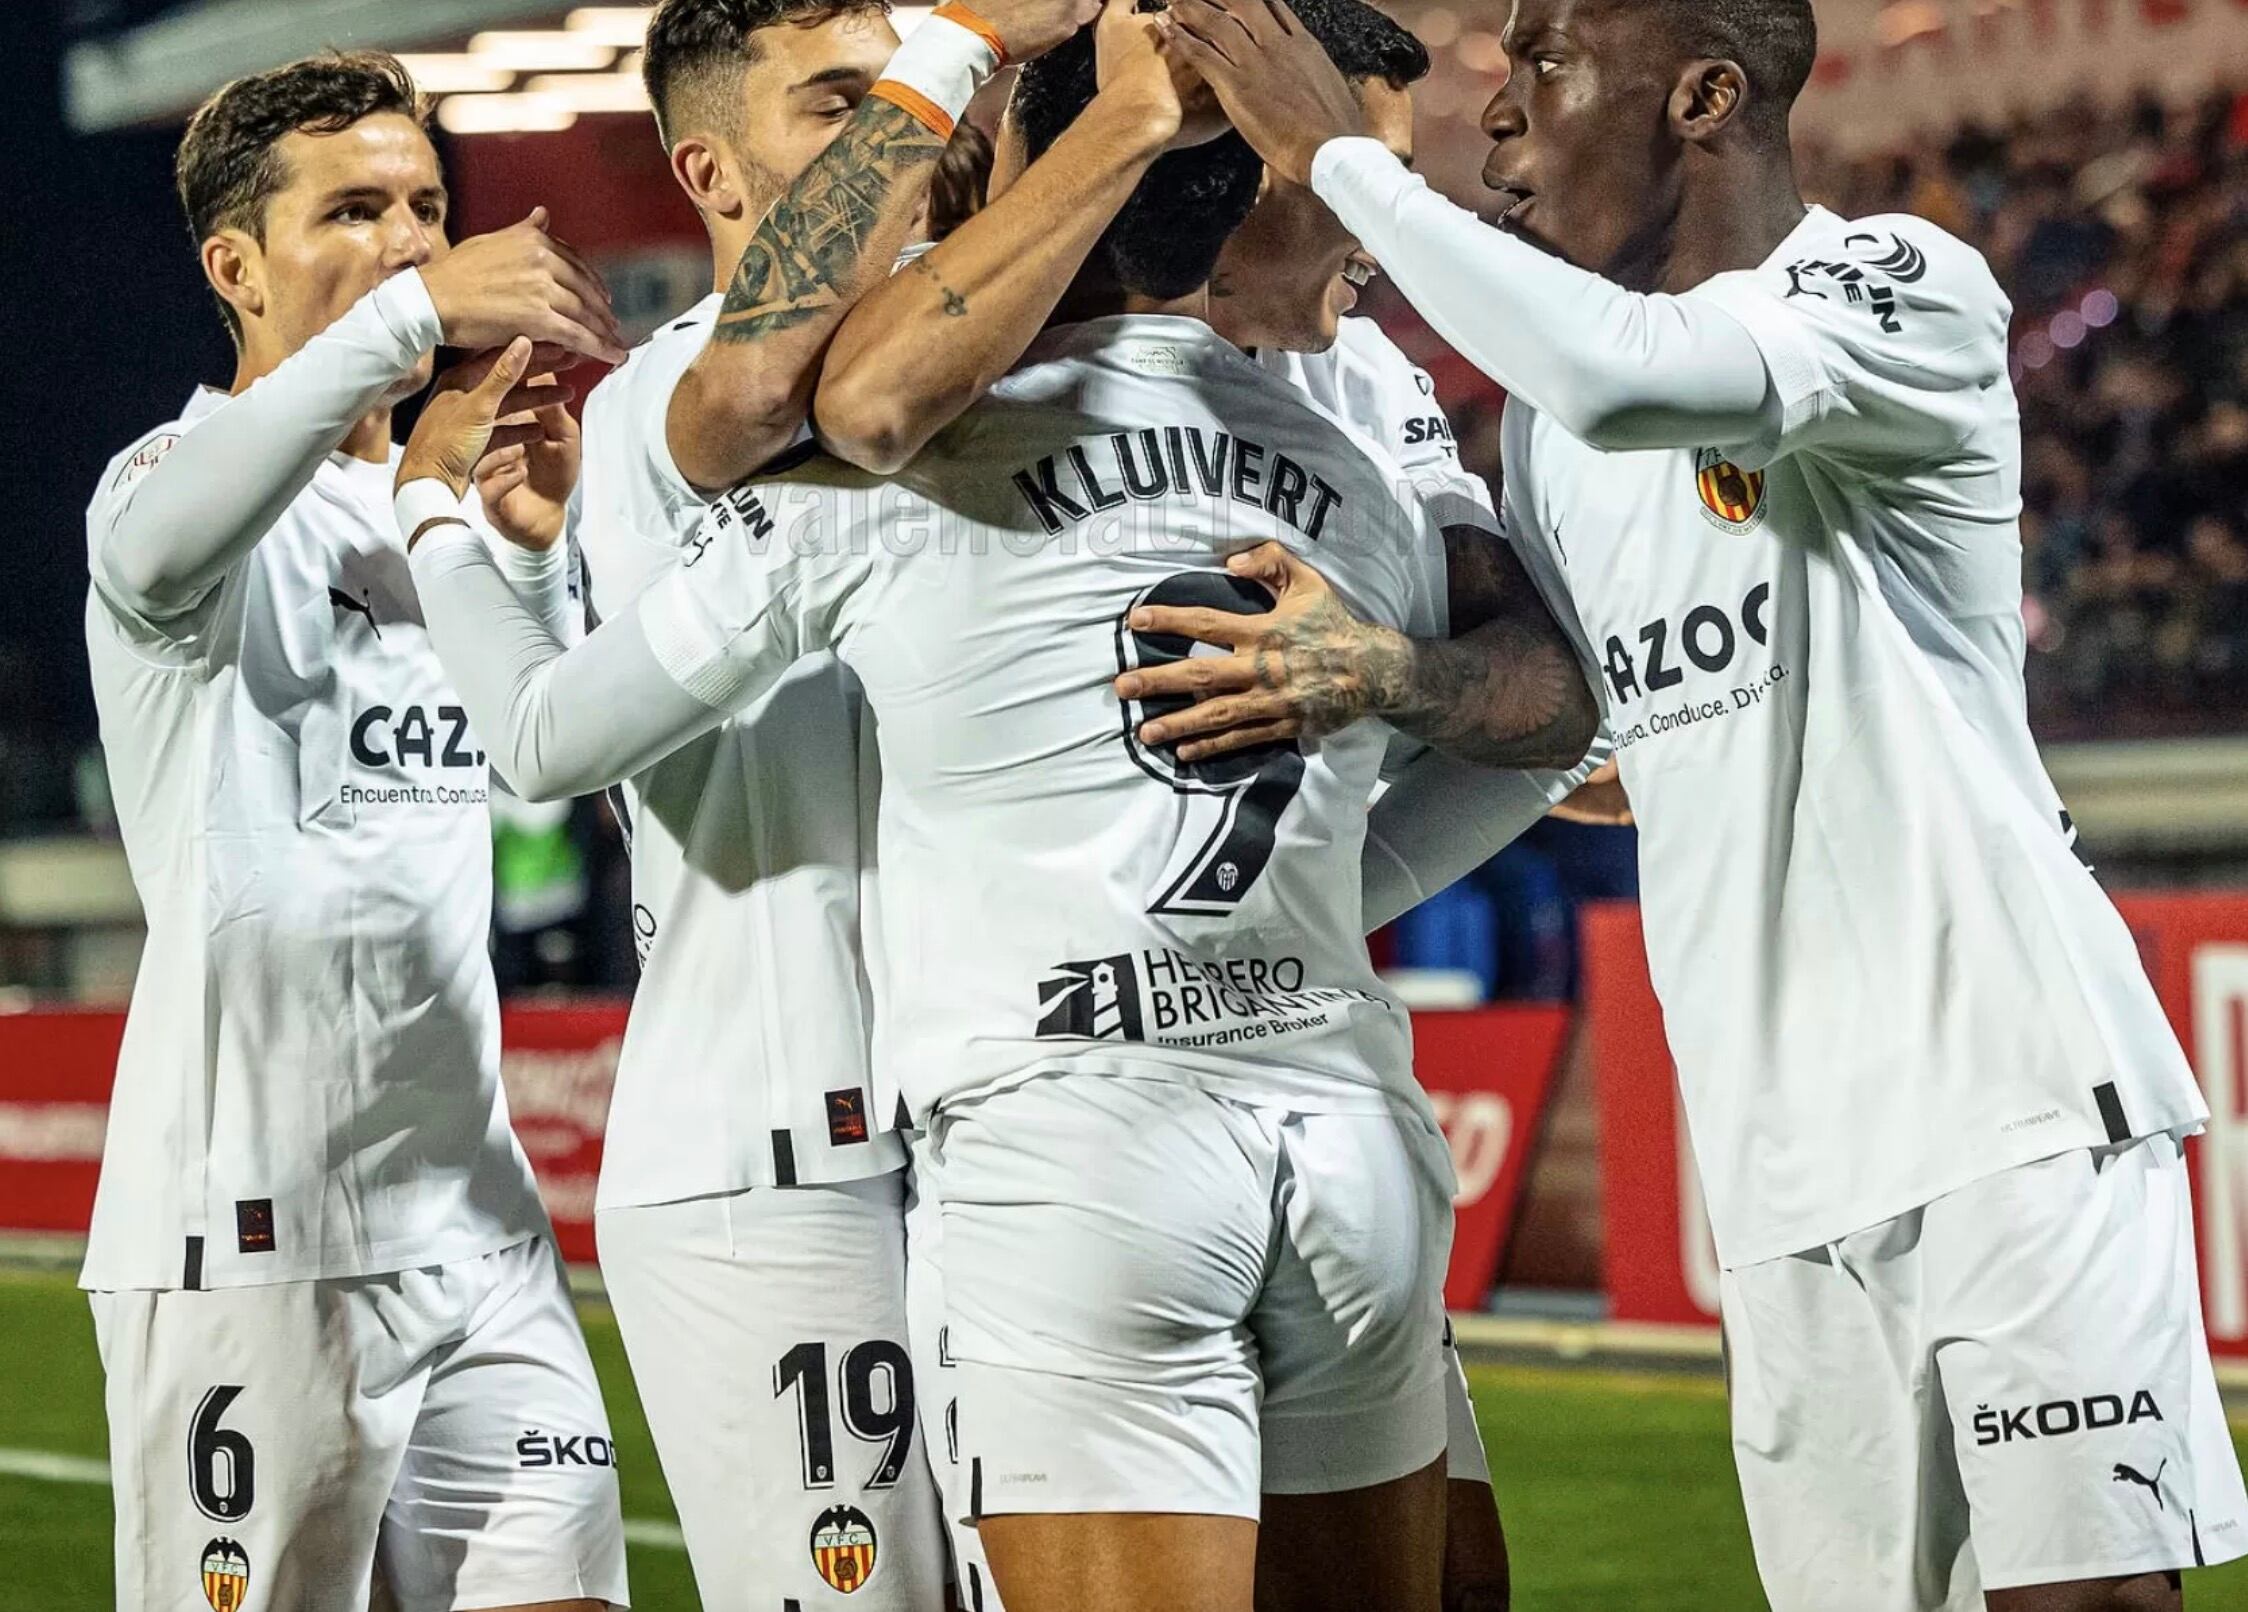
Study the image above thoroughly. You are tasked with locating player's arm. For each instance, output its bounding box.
[95,214,620,624]
[814,0,1216,473]
[1115,526,1600,769]
[401,342,851,800]
[1361,730,1613,931]
[665,0,1098,492]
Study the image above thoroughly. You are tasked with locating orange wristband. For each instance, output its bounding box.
[869,80,959,140]
[933,1,1010,64]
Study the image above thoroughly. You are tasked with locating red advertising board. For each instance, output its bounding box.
[1585,893,2248,1357]
[0,1003,1566,1303]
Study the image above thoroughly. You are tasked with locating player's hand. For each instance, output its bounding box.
[473,382,580,552]
[1549,759,1633,826]
[1166,0,1363,185]
[974,0,1106,62]
[419,208,629,368]
[1113,541,1396,762]
[1093,0,1227,154]
[400,339,576,504]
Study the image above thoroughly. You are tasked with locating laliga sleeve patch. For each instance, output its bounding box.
[113,432,180,494]
[811,1503,879,1594]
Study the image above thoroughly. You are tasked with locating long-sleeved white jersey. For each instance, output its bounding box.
[1310,136,2208,1267]
[575,296,903,1207]
[82,269,557,1290]
[409,314,1450,1125]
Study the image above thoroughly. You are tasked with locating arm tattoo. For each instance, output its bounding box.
[1367,525,1596,768]
[713,98,944,343]
[908,254,970,317]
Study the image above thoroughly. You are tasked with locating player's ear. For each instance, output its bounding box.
[670,134,742,221]
[1669,57,1746,144]
[202,229,266,328]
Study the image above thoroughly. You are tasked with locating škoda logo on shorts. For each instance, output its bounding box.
[810,1503,878,1594]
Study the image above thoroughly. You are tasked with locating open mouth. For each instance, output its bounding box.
[1487,182,1535,227]
[1340,254,1378,288]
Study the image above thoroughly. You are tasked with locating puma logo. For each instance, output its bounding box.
[329,586,381,638]
[2113,1460,2168,1509]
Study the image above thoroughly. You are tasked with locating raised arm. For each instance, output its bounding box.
[815,0,1218,473]
[402,342,854,800]
[666,0,1097,492]
[1116,529,1600,771]
[1165,0,1772,452]
[95,214,620,624]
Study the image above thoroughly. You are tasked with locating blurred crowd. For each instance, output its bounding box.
[1383,82,2248,742]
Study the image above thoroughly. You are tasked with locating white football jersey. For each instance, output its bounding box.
[84,389,545,1290]
[1501,206,2206,1267]
[576,295,905,1208]
[635,315,1446,1122]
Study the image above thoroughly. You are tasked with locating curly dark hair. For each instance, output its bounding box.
[643,0,894,148]
[175,50,429,342]
[1011,0,1432,299]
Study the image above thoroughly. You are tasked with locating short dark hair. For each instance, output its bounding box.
[1647,0,1815,141]
[176,50,428,342]
[1012,0,1433,299]
[643,0,893,148]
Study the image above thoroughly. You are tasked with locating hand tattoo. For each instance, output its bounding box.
[714,99,943,343]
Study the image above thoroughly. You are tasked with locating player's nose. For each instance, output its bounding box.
[1480,79,1526,142]
[389,210,438,271]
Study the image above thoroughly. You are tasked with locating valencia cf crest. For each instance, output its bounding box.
[810,1503,878,1594]
[1693,448,1766,533]
[200,1538,250,1612]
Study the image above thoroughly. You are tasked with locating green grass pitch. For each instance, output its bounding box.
[4,1267,2246,1610]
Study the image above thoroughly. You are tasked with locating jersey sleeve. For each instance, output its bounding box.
[1683,218,2011,472]
[404,476,873,802]
[89,271,442,634]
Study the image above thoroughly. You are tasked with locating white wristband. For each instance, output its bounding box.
[395,478,470,548]
[871,9,1002,138]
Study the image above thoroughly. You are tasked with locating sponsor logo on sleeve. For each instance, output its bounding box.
[810,1503,879,1594]
[516,1429,618,1469]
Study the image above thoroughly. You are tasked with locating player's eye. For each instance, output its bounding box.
[814,98,854,119]
[1531,54,1562,79]
[415,201,444,226]
[332,203,376,223]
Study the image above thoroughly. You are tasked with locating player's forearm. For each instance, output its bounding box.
[815,91,1175,473]
[1361,735,1610,931]
[1308,140,1773,452]
[98,272,440,618]
[402,486,720,801]
[668,20,1000,491]
[1362,613,1601,770]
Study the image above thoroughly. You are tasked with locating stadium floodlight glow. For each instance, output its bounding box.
[525,73,655,113]
[436,92,582,135]
[566,8,657,47]
[393,55,517,95]
[468,31,620,73]
[1456,30,1508,73]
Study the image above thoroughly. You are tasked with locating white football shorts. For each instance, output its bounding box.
[903,1140,1004,1612]
[90,1234,626,1612]
[1442,1320,1491,1487]
[596,1174,946,1611]
[926,1072,1454,1522]
[1725,1132,2248,1610]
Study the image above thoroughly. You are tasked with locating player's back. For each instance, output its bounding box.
[576,300,901,1194]
[83,390,541,1291]
[730,315,1446,1122]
